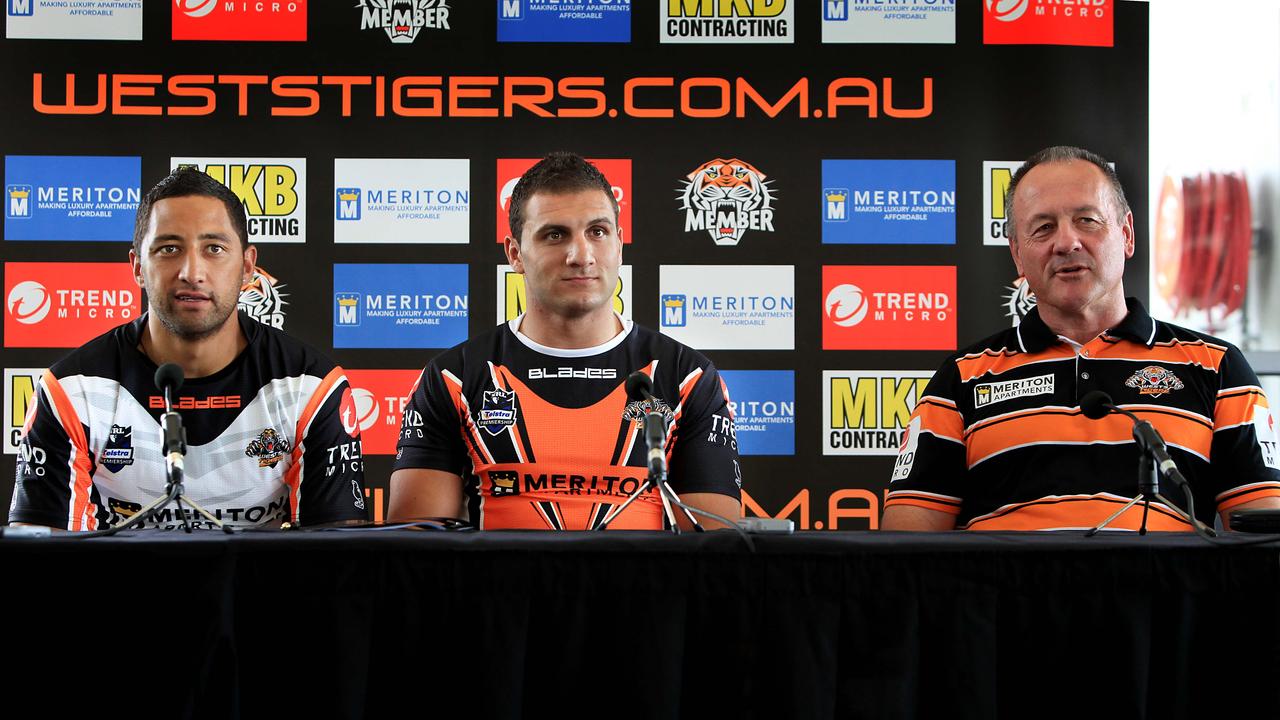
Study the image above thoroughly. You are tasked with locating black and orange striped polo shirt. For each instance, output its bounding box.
[886,298,1280,530]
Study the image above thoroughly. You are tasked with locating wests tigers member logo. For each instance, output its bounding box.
[1125,366,1185,398]
[238,266,288,330]
[678,158,776,246]
[246,428,291,468]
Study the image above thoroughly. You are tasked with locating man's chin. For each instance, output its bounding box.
[155,306,235,341]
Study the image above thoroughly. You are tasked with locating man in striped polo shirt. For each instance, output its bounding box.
[882,146,1280,531]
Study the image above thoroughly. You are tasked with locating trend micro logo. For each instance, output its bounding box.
[822,0,955,44]
[983,0,1112,47]
[238,266,288,329]
[4,262,139,348]
[661,0,793,44]
[174,158,306,243]
[173,0,307,41]
[496,264,631,324]
[678,158,776,246]
[823,370,932,456]
[498,0,632,43]
[5,368,44,455]
[343,369,421,455]
[822,265,955,350]
[356,0,450,44]
[496,158,631,244]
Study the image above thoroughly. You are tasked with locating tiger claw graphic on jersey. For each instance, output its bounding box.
[1124,366,1185,398]
[678,158,776,246]
[246,427,291,468]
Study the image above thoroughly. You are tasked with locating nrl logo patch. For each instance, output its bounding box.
[1124,366,1185,398]
[246,428,291,468]
[623,397,675,424]
[678,158,776,246]
[102,424,135,473]
[476,389,517,436]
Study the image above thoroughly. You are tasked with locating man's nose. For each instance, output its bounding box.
[565,233,595,266]
[178,252,206,283]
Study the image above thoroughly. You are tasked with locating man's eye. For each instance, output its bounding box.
[208,245,226,254]
[157,245,179,254]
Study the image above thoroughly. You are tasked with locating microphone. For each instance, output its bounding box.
[1078,390,1187,489]
[154,363,187,470]
[625,371,668,480]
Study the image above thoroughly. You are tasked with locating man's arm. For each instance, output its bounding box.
[293,372,369,526]
[1220,495,1280,529]
[881,505,957,531]
[679,492,740,530]
[388,468,466,522]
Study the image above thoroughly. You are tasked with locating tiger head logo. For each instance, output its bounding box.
[1124,366,1185,398]
[239,266,288,330]
[679,158,776,246]
[1002,276,1037,327]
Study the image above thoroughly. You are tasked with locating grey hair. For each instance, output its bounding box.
[1004,145,1129,240]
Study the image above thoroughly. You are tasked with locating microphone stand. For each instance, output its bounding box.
[1086,416,1213,537]
[597,408,703,533]
[105,373,232,535]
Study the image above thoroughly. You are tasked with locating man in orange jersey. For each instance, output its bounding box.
[883,146,1280,531]
[388,152,742,530]
[9,168,367,530]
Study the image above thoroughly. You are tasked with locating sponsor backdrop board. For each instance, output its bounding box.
[0,2,1149,532]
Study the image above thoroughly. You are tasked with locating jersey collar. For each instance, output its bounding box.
[1016,296,1156,353]
[508,313,633,358]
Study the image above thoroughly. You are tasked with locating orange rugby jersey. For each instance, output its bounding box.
[394,318,742,530]
[887,298,1280,530]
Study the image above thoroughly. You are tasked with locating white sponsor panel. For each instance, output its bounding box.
[4,368,43,455]
[821,0,956,44]
[974,373,1054,408]
[333,158,470,244]
[495,264,632,325]
[1253,404,1279,469]
[983,160,1020,246]
[659,265,794,350]
[6,0,142,39]
[660,0,794,44]
[823,370,932,456]
[172,157,307,243]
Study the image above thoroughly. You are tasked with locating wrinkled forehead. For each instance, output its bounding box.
[1016,160,1117,215]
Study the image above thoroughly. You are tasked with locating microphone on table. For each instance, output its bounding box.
[1079,390,1188,490]
[155,363,187,474]
[625,371,668,480]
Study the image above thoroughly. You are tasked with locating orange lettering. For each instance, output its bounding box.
[33,73,106,115]
[736,77,808,118]
[680,77,731,119]
[449,76,499,118]
[321,76,371,117]
[167,75,216,116]
[271,75,319,117]
[217,75,268,116]
[623,77,674,118]
[556,77,606,118]
[884,77,933,119]
[392,76,442,117]
[827,77,878,119]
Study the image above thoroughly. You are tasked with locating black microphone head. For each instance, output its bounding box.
[1079,390,1114,420]
[154,363,184,394]
[624,371,653,402]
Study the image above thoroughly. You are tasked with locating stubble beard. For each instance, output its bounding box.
[153,293,237,342]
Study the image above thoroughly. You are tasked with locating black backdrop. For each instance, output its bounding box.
[0,1,1149,528]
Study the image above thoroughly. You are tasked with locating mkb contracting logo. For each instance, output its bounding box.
[678,158,776,246]
[356,0,451,44]
[823,370,932,456]
[661,0,793,43]
[4,368,43,455]
[173,158,306,243]
[982,160,1020,246]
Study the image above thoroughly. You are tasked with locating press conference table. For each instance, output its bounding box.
[3,530,1278,719]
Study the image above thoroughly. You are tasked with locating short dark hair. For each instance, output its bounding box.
[507,151,619,242]
[1004,145,1130,241]
[133,166,249,253]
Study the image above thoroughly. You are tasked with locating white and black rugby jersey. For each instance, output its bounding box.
[10,312,368,530]
[394,317,742,530]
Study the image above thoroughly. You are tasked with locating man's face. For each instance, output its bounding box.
[131,195,256,341]
[1009,160,1134,318]
[505,188,622,321]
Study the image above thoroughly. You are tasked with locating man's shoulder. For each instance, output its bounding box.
[48,319,139,381]
[627,322,715,370]
[242,312,339,379]
[1150,316,1238,353]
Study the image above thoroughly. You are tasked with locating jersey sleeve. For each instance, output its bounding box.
[292,369,368,526]
[1207,345,1280,513]
[884,357,968,517]
[666,361,742,500]
[392,359,470,477]
[8,371,102,530]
